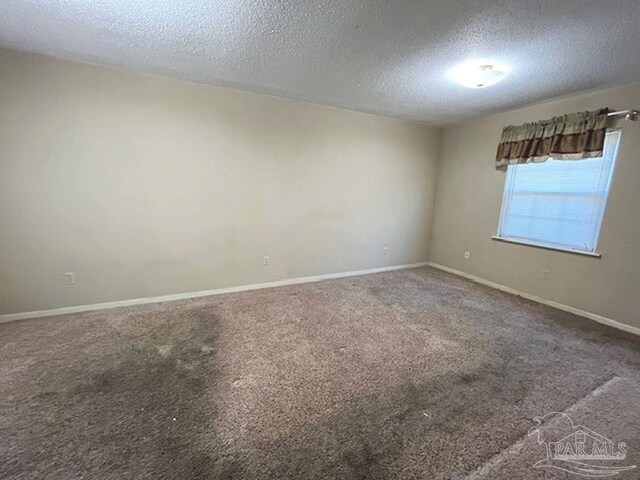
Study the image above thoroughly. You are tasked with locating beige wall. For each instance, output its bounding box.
[4,46,637,329]
[429,83,640,329]
[0,48,441,315]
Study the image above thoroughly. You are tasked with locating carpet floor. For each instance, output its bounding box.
[1,267,639,479]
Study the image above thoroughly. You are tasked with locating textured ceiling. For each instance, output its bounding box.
[1,1,639,124]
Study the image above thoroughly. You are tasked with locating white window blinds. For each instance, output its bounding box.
[497,130,621,253]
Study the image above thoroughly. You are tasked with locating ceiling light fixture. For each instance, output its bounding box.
[450,62,508,89]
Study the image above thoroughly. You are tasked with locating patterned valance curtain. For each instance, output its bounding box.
[495,108,609,170]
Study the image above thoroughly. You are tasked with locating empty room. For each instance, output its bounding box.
[1,1,640,479]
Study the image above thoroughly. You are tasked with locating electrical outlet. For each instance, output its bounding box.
[64,272,75,285]
[542,269,550,279]
[263,256,269,266]
[383,246,388,256]
[464,251,470,259]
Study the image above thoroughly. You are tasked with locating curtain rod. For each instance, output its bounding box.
[608,109,638,121]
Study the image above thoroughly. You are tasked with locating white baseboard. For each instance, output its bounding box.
[427,262,640,337]
[0,261,430,323]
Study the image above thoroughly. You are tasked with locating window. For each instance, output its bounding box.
[496,130,621,254]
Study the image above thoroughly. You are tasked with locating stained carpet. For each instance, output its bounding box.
[1,267,639,479]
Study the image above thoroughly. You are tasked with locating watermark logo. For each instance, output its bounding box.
[528,412,636,477]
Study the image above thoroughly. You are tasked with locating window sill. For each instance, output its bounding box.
[491,236,602,258]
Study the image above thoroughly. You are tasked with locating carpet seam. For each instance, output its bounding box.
[463,375,623,479]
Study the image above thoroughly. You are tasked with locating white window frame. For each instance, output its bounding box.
[493,129,621,257]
